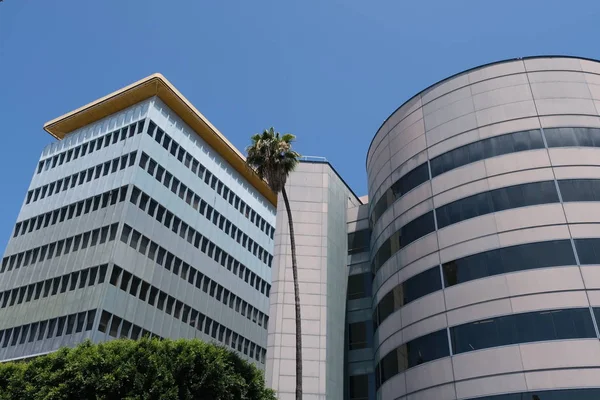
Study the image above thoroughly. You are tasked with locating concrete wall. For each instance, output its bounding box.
[266,161,359,399]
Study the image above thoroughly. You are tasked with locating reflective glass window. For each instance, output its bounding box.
[451,308,595,355]
[443,240,575,287]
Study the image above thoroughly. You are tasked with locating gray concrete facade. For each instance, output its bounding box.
[0,95,275,368]
[368,56,600,399]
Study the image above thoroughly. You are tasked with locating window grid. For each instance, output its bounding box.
[13,186,128,238]
[26,152,138,205]
[119,225,268,329]
[0,264,107,310]
[145,120,275,239]
[0,309,97,350]
[1,224,119,274]
[36,119,145,175]
[136,157,273,267]
[127,188,271,296]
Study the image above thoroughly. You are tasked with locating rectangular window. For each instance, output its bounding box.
[65,314,76,335]
[98,264,108,283]
[79,270,89,289]
[348,322,368,350]
[109,316,121,337]
[88,267,98,285]
[130,276,141,296]
[86,310,96,331]
[98,311,110,333]
[157,292,166,310]
[70,271,80,291]
[37,321,47,340]
[139,281,150,301]
[148,287,158,306]
[46,319,57,339]
[120,271,132,291]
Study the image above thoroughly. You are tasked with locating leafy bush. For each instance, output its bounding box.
[0,338,276,400]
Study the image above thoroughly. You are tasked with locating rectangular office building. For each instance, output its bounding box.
[0,74,276,367]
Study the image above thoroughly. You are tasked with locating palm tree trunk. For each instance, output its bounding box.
[281,187,302,400]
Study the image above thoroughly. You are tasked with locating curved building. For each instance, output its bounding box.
[368,56,600,399]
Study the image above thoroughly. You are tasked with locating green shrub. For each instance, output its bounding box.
[0,338,276,400]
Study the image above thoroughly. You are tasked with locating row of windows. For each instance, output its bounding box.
[370,129,545,227]
[436,180,558,229]
[110,262,268,331]
[443,239,575,288]
[0,264,107,309]
[0,309,97,349]
[376,328,449,388]
[146,120,274,239]
[473,388,600,400]
[127,188,271,296]
[451,307,596,355]
[1,223,119,274]
[36,120,145,174]
[373,266,442,328]
[138,154,272,266]
[373,238,600,330]
[430,129,544,178]
[120,225,269,329]
[545,126,600,148]
[437,178,600,230]
[375,307,600,389]
[372,212,436,273]
[26,151,138,205]
[14,186,128,238]
[97,309,161,341]
[371,163,430,226]
[370,126,600,228]
[372,178,600,274]
[98,308,266,363]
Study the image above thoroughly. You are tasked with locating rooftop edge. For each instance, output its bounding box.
[43,73,277,207]
[366,54,600,168]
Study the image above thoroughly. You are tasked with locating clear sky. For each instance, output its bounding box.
[1,0,599,250]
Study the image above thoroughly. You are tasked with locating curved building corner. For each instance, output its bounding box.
[368,56,600,400]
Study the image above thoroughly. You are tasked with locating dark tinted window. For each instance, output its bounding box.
[451,308,595,355]
[347,273,371,300]
[375,266,442,327]
[559,178,600,202]
[348,322,368,350]
[545,126,600,148]
[436,180,558,229]
[371,163,430,225]
[430,129,543,177]
[348,229,371,255]
[372,211,436,273]
[376,329,449,388]
[443,240,575,287]
[574,238,600,265]
[349,374,369,400]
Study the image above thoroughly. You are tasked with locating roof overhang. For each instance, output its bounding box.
[43,73,277,206]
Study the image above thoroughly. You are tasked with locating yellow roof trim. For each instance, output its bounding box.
[43,73,277,206]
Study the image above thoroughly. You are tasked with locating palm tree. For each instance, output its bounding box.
[246,128,302,400]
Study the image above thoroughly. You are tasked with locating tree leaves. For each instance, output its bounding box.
[0,338,276,400]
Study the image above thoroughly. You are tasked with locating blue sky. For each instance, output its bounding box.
[1,0,599,250]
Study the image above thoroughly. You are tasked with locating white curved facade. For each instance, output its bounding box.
[368,56,600,400]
